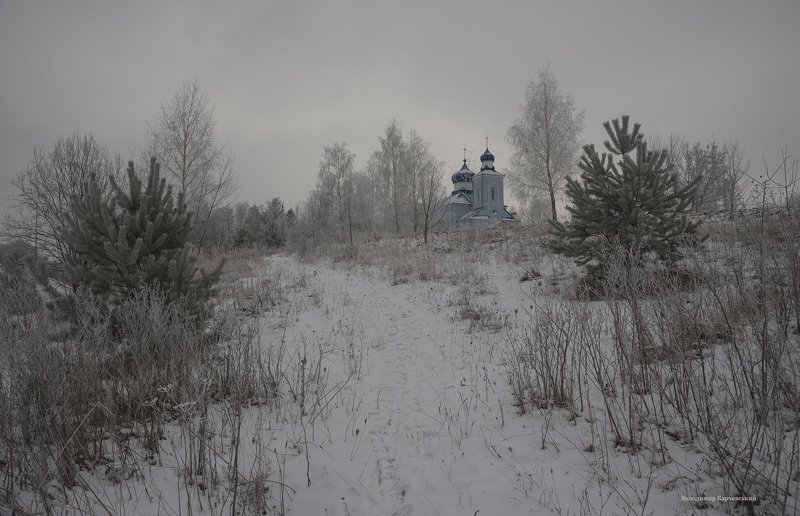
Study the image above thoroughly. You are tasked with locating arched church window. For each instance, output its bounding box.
[490,185,496,202]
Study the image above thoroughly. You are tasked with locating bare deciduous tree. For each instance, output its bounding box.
[650,133,689,177]
[417,158,445,244]
[318,142,356,242]
[4,132,122,264]
[652,134,752,215]
[203,205,235,249]
[507,62,584,222]
[681,141,727,213]
[377,120,405,234]
[722,140,751,214]
[352,162,380,236]
[755,146,799,217]
[404,130,428,233]
[301,122,443,242]
[148,81,236,246]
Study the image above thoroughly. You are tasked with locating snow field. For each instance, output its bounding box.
[248,247,695,515]
[9,225,796,515]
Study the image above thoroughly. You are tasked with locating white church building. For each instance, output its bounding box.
[445,145,518,230]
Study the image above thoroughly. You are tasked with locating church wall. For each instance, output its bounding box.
[474,173,504,211]
[450,203,470,227]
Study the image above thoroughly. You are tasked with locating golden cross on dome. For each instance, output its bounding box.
[485,136,489,149]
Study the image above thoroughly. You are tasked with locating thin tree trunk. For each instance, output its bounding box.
[547,164,558,222]
[347,183,353,245]
[393,167,400,234]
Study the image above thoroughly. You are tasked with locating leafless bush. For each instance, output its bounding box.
[686,218,799,512]
[592,217,800,513]
[451,279,504,333]
[501,227,548,281]
[505,300,599,416]
[0,280,298,513]
[228,271,286,316]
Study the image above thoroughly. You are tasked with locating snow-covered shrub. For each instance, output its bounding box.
[597,219,800,513]
[0,280,291,512]
[504,300,597,414]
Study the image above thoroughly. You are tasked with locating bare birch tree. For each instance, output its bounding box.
[758,146,799,217]
[4,132,122,264]
[679,141,727,213]
[378,120,406,234]
[318,142,355,241]
[417,158,445,244]
[148,81,236,245]
[404,130,428,233]
[722,140,751,214]
[363,159,381,235]
[507,63,584,222]
[652,134,750,215]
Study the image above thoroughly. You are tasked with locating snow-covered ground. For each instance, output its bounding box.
[265,252,546,515]
[214,241,716,515]
[19,231,794,515]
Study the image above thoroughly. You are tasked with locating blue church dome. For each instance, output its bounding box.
[451,160,474,184]
[480,148,495,163]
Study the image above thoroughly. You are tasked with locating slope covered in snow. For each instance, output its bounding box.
[243,237,726,515]
[11,227,795,515]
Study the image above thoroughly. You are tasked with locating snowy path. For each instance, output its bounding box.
[55,250,710,515]
[264,255,530,515]
[257,252,697,516]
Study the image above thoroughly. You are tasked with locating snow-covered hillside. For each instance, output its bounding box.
[5,225,797,515]
[231,241,722,515]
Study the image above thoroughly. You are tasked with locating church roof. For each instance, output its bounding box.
[451,160,474,184]
[479,147,497,171]
[446,191,472,204]
[473,167,503,176]
[457,205,518,224]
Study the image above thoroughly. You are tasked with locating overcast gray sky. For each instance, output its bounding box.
[1,0,798,218]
